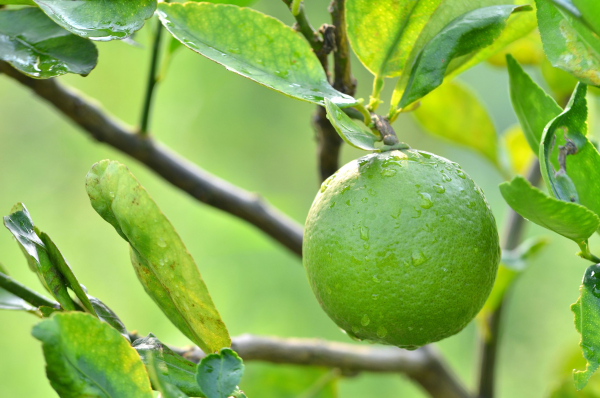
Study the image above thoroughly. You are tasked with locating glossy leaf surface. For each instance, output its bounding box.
[86,160,230,353]
[32,312,153,397]
[499,175,599,242]
[0,8,97,79]
[536,0,600,86]
[3,203,75,310]
[324,99,379,151]
[0,284,38,313]
[133,334,203,397]
[507,54,563,153]
[398,5,529,108]
[346,0,443,78]
[573,264,600,390]
[413,80,498,166]
[34,0,156,41]
[540,83,600,221]
[157,2,356,107]
[197,348,244,398]
[88,295,128,337]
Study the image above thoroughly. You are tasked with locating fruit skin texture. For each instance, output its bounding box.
[303,149,500,349]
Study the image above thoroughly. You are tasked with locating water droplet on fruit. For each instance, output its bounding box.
[412,208,422,218]
[433,184,445,193]
[391,208,402,219]
[372,293,379,301]
[157,238,167,248]
[362,197,368,203]
[377,326,388,338]
[456,170,466,179]
[381,169,397,177]
[341,185,351,194]
[109,191,115,198]
[584,265,600,298]
[412,250,427,266]
[419,193,433,209]
[346,200,351,206]
[329,202,336,208]
[351,325,359,334]
[368,188,377,196]
[360,226,369,241]
[441,173,451,182]
[361,314,370,326]
[372,275,381,283]
[466,201,476,209]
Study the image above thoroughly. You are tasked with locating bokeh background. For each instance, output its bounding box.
[0,1,597,397]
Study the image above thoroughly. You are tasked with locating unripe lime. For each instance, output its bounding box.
[303,149,500,349]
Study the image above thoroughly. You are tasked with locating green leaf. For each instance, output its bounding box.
[345,0,443,79]
[173,0,258,5]
[540,83,600,221]
[507,54,563,153]
[38,231,95,314]
[413,80,498,166]
[0,284,39,314]
[157,2,356,107]
[88,295,128,337]
[324,99,379,151]
[0,8,97,79]
[3,203,76,311]
[536,0,600,86]
[32,312,153,398]
[571,0,600,37]
[197,348,244,398]
[85,160,230,353]
[397,5,530,109]
[572,264,600,390]
[499,175,600,243]
[145,352,189,398]
[33,0,156,41]
[133,334,204,397]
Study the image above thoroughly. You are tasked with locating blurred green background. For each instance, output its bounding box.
[0,1,596,397]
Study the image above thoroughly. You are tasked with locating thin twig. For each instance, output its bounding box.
[0,272,60,309]
[281,0,326,68]
[170,334,471,398]
[477,161,542,398]
[0,62,304,257]
[139,19,164,135]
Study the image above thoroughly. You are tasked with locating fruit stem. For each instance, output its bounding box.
[578,240,600,263]
[371,115,409,153]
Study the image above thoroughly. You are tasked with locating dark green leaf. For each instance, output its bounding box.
[34,0,156,41]
[536,0,600,86]
[146,352,189,398]
[507,54,563,153]
[499,175,600,242]
[324,99,379,151]
[0,270,60,311]
[157,2,356,107]
[86,160,230,353]
[540,83,600,221]
[0,284,39,314]
[572,264,600,390]
[39,231,95,314]
[32,312,153,397]
[3,203,76,310]
[133,334,203,397]
[413,80,498,166]
[0,8,97,79]
[398,5,530,109]
[88,295,128,337]
[197,348,244,398]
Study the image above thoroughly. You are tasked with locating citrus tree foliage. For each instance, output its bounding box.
[0,0,600,397]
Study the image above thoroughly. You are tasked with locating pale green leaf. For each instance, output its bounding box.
[0,8,97,79]
[536,0,600,86]
[324,99,380,151]
[85,160,230,353]
[34,0,156,41]
[486,30,544,66]
[157,2,356,107]
[413,80,498,166]
[32,312,153,397]
[397,5,530,108]
[507,54,563,153]
[499,175,599,242]
[572,264,600,390]
[571,0,600,37]
[145,352,189,398]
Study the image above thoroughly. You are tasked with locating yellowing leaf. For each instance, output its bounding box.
[503,125,535,174]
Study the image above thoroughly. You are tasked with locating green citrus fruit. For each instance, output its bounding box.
[303,149,500,349]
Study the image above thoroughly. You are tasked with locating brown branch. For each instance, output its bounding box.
[281,0,328,69]
[0,61,304,257]
[173,334,470,398]
[477,161,542,398]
